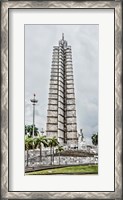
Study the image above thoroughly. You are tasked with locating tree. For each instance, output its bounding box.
[56,145,64,165]
[25,125,39,137]
[34,135,48,162]
[47,136,59,165]
[25,136,34,166]
[91,132,98,146]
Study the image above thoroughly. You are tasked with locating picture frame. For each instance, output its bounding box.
[0,0,122,199]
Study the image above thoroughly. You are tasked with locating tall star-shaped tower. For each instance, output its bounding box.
[46,34,78,148]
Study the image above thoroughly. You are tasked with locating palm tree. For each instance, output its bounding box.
[91,132,98,146]
[56,145,64,165]
[48,136,59,165]
[25,136,34,166]
[34,135,48,162]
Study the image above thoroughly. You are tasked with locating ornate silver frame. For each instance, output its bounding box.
[1,1,122,199]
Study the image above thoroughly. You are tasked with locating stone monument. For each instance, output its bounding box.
[46,34,78,147]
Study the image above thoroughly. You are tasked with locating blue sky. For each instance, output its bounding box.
[25,24,99,144]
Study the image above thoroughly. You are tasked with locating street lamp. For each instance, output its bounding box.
[30,94,38,139]
[80,129,84,142]
[41,128,44,136]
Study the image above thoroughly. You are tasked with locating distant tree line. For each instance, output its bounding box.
[25,125,39,137]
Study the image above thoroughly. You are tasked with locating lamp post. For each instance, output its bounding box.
[80,129,84,142]
[41,128,44,136]
[30,94,38,139]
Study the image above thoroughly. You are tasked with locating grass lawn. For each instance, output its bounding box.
[26,165,98,175]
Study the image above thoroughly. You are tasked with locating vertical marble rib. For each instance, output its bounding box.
[46,34,78,147]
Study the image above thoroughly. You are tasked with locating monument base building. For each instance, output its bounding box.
[46,34,78,148]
